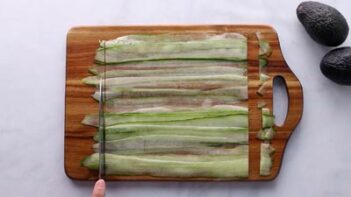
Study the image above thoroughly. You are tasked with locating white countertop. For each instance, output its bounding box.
[1,0,351,196]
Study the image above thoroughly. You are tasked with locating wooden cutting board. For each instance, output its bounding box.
[65,25,303,181]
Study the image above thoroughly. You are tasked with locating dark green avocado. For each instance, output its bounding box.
[297,1,349,46]
[320,47,351,85]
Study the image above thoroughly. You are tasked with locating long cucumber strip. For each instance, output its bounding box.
[95,33,247,64]
[102,33,246,47]
[89,60,247,75]
[83,113,249,128]
[96,145,248,155]
[104,97,244,112]
[88,65,246,79]
[93,86,247,101]
[104,124,247,133]
[95,135,247,152]
[94,125,247,141]
[108,82,238,91]
[82,74,247,86]
[82,109,273,128]
[82,107,248,127]
[82,153,248,178]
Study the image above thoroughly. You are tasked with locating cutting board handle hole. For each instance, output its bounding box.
[273,76,288,127]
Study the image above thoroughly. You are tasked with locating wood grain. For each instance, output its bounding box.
[65,25,303,181]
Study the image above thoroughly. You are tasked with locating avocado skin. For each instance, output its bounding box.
[297,1,349,46]
[320,47,351,85]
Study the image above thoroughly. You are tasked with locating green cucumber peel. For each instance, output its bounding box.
[256,127,276,141]
[260,143,275,176]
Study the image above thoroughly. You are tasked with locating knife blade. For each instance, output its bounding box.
[98,41,107,181]
[98,77,105,179]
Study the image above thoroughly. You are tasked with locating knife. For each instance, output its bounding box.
[98,77,105,180]
[98,41,107,183]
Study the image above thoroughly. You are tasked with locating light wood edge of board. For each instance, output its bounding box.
[64,25,304,181]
